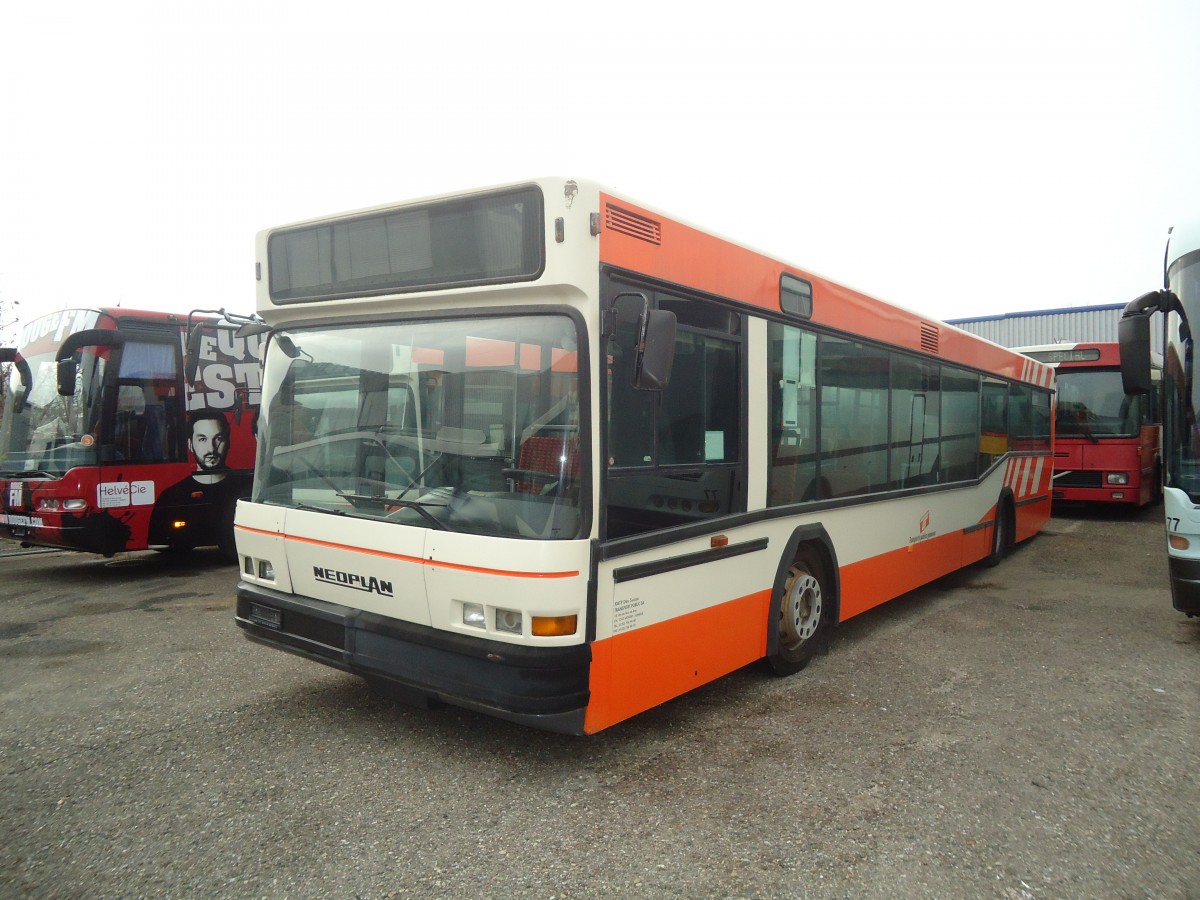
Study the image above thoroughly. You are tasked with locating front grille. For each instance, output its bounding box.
[1055,470,1103,488]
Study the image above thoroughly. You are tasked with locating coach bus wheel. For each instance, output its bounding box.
[767,549,829,676]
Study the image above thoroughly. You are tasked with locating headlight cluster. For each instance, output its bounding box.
[36,497,87,511]
[461,602,576,637]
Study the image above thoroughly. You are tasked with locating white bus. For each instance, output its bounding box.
[1119,218,1200,616]
[234,178,1054,733]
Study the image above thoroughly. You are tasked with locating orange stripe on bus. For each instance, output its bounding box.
[838,527,986,620]
[584,590,771,733]
[234,525,580,579]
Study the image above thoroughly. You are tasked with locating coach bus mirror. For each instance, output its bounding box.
[635,308,677,391]
[1118,314,1151,395]
[184,323,205,386]
[1118,304,1154,396]
[1,349,33,413]
[55,328,124,397]
[57,358,78,396]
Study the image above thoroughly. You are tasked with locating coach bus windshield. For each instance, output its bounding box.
[253,314,584,539]
[0,343,104,477]
[1055,369,1142,439]
[1164,248,1200,500]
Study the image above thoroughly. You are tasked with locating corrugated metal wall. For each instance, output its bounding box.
[947,303,1163,354]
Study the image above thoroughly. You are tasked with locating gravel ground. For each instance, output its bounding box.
[0,505,1196,899]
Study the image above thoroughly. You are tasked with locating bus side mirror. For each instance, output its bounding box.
[185,323,204,386]
[1118,313,1152,395]
[57,358,79,396]
[611,291,677,391]
[1,348,32,413]
[635,308,677,391]
[1118,288,1179,395]
[55,328,125,397]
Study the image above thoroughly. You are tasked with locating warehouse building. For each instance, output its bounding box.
[947,303,1163,354]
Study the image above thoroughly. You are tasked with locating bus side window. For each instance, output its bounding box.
[604,292,745,539]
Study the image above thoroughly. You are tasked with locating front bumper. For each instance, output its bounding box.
[235,581,592,733]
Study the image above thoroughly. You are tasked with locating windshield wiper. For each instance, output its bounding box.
[337,492,450,531]
[0,470,59,479]
[293,501,348,517]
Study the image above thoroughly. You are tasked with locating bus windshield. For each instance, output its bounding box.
[1054,369,1141,439]
[253,313,584,539]
[1165,249,1200,500]
[0,343,104,477]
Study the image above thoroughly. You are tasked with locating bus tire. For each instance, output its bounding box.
[766,547,830,677]
[981,497,1012,568]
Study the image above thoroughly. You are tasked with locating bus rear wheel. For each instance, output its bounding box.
[767,549,830,676]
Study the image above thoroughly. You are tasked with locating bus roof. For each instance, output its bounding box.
[1166,218,1200,275]
[259,176,1053,389]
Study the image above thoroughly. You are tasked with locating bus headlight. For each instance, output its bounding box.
[36,497,88,512]
[462,602,486,629]
[1106,473,1129,485]
[495,608,523,635]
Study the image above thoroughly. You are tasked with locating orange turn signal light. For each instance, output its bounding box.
[531,615,578,637]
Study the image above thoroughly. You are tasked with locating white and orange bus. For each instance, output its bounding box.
[1016,342,1161,508]
[234,178,1054,733]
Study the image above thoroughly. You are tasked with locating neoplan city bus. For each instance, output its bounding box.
[1120,218,1200,616]
[234,178,1054,734]
[0,307,262,559]
[1016,342,1161,508]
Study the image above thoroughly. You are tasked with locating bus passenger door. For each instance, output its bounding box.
[589,286,763,732]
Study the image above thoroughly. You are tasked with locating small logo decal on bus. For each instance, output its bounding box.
[909,511,938,545]
[313,566,394,598]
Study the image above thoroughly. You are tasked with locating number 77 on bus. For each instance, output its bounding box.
[234,178,1053,734]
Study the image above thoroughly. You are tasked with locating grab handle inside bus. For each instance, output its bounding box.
[54,328,125,396]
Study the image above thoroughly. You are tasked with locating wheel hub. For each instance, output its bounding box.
[781,570,822,646]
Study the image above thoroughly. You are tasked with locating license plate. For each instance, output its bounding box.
[248,603,282,629]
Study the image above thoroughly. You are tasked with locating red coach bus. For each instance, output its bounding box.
[1018,342,1161,507]
[0,307,262,558]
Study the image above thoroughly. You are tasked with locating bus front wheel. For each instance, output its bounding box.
[981,499,1012,568]
[767,548,830,677]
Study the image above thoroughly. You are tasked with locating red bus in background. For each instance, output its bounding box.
[0,307,262,558]
[1018,342,1161,508]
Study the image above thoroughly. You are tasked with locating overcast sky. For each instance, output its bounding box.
[2,0,1198,344]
